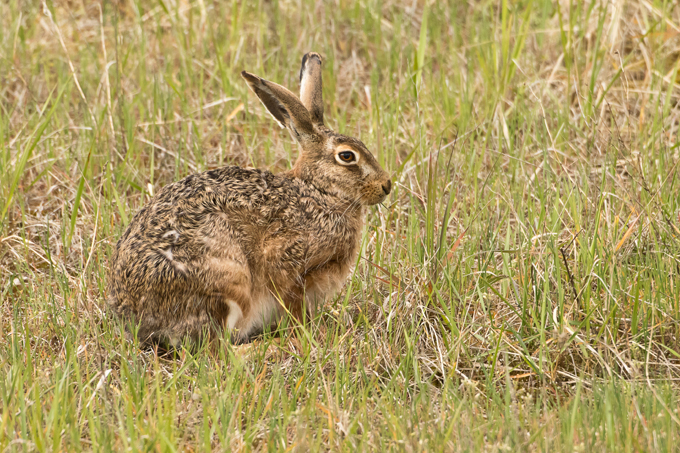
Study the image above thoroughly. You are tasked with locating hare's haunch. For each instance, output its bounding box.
[107,52,391,345]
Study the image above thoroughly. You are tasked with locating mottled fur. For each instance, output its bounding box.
[107,53,391,345]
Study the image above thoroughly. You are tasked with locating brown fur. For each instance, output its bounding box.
[107,53,391,345]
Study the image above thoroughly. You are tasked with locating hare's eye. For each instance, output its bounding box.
[337,151,357,164]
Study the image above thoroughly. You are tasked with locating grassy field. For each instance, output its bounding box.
[1,0,680,450]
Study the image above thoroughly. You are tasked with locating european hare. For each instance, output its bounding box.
[107,52,391,346]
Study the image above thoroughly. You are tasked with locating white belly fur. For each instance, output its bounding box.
[226,301,243,330]
[233,292,282,340]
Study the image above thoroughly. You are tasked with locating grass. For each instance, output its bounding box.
[1,0,680,450]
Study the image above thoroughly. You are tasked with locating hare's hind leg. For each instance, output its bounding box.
[195,215,258,341]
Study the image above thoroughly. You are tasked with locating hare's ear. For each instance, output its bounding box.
[299,52,324,125]
[241,71,317,142]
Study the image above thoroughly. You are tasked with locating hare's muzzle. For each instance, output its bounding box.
[382,180,392,195]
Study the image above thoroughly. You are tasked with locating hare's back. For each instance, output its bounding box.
[125,165,294,233]
[110,166,301,287]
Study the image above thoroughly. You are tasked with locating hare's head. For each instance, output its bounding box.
[241,52,391,206]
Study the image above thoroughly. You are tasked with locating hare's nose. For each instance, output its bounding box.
[382,180,392,195]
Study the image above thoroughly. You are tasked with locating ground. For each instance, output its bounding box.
[1,0,680,451]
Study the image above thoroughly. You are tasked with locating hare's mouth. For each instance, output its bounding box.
[362,191,388,206]
[361,179,391,205]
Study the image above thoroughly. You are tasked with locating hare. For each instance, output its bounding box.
[107,52,391,346]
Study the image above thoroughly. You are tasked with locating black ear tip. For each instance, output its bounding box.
[241,71,259,84]
[300,52,322,82]
[302,52,322,66]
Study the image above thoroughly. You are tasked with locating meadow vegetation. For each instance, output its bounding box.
[1,0,680,450]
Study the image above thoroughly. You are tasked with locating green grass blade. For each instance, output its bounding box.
[1,84,64,226]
